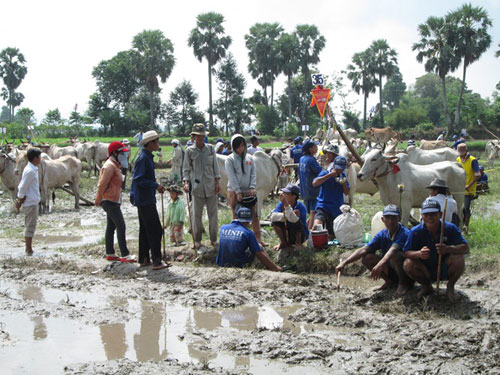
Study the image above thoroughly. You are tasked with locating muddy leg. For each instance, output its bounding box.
[390,252,413,296]
[362,253,396,289]
[445,254,465,302]
[272,223,288,251]
[403,258,433,298]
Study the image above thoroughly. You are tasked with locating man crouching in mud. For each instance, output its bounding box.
[403,199,469,302]
[336,205,413,296]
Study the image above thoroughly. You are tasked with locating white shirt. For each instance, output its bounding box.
[430,194,457,223]
[247,145,263,155]
[17,161,40,207]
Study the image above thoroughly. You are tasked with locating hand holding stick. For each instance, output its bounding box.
[436,198,448,296]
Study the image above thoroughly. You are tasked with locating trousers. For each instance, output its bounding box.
[101,200,129,257]
[137,204,163,265]
[192,194,218,243]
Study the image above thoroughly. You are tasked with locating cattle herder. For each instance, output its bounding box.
[456,143,480,234]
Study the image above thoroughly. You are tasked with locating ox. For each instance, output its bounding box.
[419,140,448,150]
[485,140,500,169]
[0,149,20,203]
[357,149,465,227]
[48,144,77,159]
[15,152,82,213]
[93,141,110,174]
[405,145,458,165]
[74,142,96,176]
[364,127,398,146]
[217,149,282,217]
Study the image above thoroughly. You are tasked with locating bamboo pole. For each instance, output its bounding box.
[436,198,448,296]
[161,192,166,262]
[337,258,342,291]
[327,106,363,165]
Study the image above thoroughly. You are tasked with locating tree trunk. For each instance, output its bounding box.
[379,72,384,127]
[455,60,467,130]
[208,62,214,133]
[363,92,368,129]
[440,75,452,133]
[9,89,14,122]
[270,74,274,107]
[149,89,155,127]
[301,66,309,122]
[287,73,292,120]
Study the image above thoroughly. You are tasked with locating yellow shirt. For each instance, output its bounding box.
[457,154,478,196]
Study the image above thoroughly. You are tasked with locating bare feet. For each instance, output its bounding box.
[396,283,410,296]
[417,284,433,299]
[258,240,269,248]
[377,281,397,291]
[191,242,202,250]
[446,286,457,302]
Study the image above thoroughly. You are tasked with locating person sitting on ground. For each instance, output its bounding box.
[403,199,469,301]
[299,139,322,230]
[271,183,308,252]
[247,135,263,155]
[426,178,458,226]
[95,141,136,263]
[216,207,282,271]
[336,204,412,296]
[477,165,489,193]
[225,134,265,246]
[312,152,350,240]
[165,185,186,246]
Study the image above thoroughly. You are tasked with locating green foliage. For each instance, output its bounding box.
[255,104,280,135]
[15,107,35,125]
[382,67,406,111]
[0,47,27,122]
[166,80,204,136]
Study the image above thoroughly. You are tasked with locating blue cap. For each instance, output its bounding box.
[479,165,484,171]
[407,140,416,146]
[383,204,400,216]
[294,136,303,144]
[333,155,347,170]
[216,137,224,143]
[282,183,300,197]
[302,139,319,151]
[421,199,441,214]
[452,135,458,140]
[236,207,253,223]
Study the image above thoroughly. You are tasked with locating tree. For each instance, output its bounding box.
[447,4,492,129]
[276,32,300,119]
[413,16,460,133]
[0,47,27,122]
[15,107,35,126]
[132,29,175,127]
[368,39,398,127]
[245,22,283,107]
[347,50,378,128]
[188,12,232,133]
[382,67,406,111]
[295,24,326,121]
[167,80,204,136]
[43,109,63,126]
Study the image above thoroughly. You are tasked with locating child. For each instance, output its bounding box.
[165,185,186,245]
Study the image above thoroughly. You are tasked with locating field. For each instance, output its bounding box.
[0,147,499,374]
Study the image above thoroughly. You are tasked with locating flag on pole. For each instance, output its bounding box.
[310,86,331,119]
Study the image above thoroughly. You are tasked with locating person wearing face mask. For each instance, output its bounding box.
[95,141,136,263]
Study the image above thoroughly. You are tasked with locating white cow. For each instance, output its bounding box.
[48,144,77,159]
[217,149,282,217]
[15,152,82,213]
[0,149,20,202]
[74,142,96,176]
[93,141,110,174]
[357,149,465,227]
[405,145,458,165]
[485,140,500,169]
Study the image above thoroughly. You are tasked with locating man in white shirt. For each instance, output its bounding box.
[16,148,42,255]
[247,136,263,155]
[425,178,458,225]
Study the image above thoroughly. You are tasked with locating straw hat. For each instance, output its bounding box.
[139,130,162,146]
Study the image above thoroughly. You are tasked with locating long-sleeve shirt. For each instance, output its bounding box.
[225,152,256,193]
[17,161,40,207]
[182,143,220,198]
[130,149,159,206]
[165,198,185,226]
[96,158,123,205]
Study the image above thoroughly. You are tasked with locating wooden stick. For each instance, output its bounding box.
[185,192,196,249]
[478,121,500,140]
[436,198,448,296]
[58,186,94,206]
[337,258,342,291]
[161,192,166,262]
[327,106,364,165]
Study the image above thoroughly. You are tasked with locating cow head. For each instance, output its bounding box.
[357,149,401,181]
[14,151,29,176]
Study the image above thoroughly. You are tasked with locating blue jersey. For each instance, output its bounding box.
[216,221,262,267]
[452,140,464,149]
[367,223,409,256]
[290,144,303,164]
[273,201,309,239]
[478,173,488,183]
[403,222,467,279]
[315,169,349,218]
[299,155,322,200]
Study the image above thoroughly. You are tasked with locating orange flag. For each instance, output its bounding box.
[311,86,331,118]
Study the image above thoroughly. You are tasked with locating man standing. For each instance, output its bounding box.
[183,124,220,249]
[130,130,169,270]
[217,207,281,271]
[425,178,458,225]
[336,205,412,296]
[168,139,183,183]
[16,148,42,256]
[247,136,263,155]
[456,143,480,233]
[299,139,322,229]
[290,137,303,179]
[403,199,469,301]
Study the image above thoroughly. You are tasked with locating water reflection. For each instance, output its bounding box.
[19,285,47,341]
[100,324,127,360]
[133,301,167,362]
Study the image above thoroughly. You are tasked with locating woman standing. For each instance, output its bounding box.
[95,141,136,263]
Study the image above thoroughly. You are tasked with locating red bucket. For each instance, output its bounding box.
[311,229,328,249]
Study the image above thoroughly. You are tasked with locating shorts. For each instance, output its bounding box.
[424,256,449,282]
[314,207,335,236]
[23,204,38,237]
[303,199,317,213]
[272,221,306,245]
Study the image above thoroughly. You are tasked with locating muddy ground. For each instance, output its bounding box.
[0,174,499,374]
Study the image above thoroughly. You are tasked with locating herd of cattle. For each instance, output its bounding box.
[0,131,499,226]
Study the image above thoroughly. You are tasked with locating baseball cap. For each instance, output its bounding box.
[334,155,347,170]
[282,183,300,197]
[407,140,416,146]
[382,204,400,216]
[171,139,180,145]
[302,139,319,151]
[479,165,484,171]
[293,136,303,144]
[421,199,441,214]
[236,207,253,223]
[108,141,129,155]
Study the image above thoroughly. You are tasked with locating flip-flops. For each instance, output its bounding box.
[152,263,171,270]
[139,262,152,267]
[106,255,120,261]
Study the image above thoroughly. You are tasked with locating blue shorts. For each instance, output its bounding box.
[304,199,317,213]
[424,256,449,282]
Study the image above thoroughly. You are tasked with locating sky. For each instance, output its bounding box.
[1,0,499,124]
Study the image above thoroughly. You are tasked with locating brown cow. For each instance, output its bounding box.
[364,127,398,146]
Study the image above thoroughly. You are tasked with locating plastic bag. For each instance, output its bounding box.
[333,204,364,247]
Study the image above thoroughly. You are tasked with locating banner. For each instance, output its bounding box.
[310,86,331,119]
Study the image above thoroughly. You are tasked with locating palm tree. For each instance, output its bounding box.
[276,32,300,119]
[368,39,398,127]
[294,25,326,121]
[0,47,27,122]
[132,30,175,128]
[188,12,232,133]
[447,4,492,129]
[347,51,378,129]
[413,16,460,133]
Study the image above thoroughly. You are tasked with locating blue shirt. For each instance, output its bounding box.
[290,144,303,164]
[478,173,488,183]
[452,140,464,149]
[367,223,409,256]
[130,149,159,206]
[299,155,322,200]
[216,221,262,267]
[222,149,229,155]
[403,222,467,274]
[315,169,349,218]
[273,201,309,239]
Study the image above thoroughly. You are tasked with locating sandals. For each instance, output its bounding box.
[120,255,137,263]
[152,262,172,270]
[139,261,152,268]
[106,255,121,261]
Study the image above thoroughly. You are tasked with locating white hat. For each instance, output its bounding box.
[171,139,180,145]
[122,138,130,145]
[139,130,162,146]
